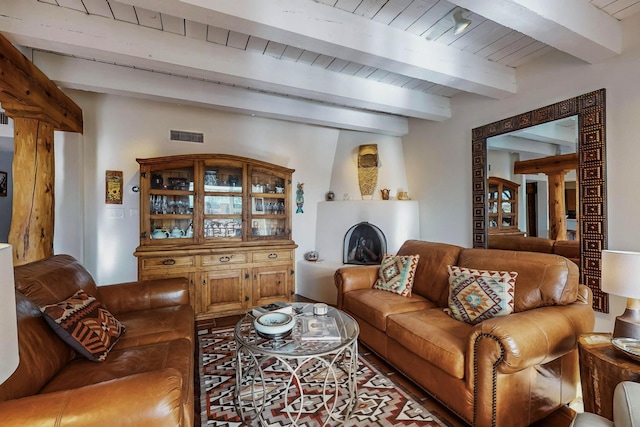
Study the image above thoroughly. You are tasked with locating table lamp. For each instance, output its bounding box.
[601,250,640,339]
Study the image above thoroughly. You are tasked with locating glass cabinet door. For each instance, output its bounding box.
[249,168,288,239]
[202,163,244,241]
[486,177,520,234]
[146,164,194,241]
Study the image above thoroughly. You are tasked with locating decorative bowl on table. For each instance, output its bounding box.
[254,312,295,339]
[611,337,640,362]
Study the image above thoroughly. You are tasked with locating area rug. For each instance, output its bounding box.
[198,326,447,426]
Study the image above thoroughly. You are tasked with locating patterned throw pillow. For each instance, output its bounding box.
[373,254,420,297]
[41,289,125,362]
[446,265,517,325]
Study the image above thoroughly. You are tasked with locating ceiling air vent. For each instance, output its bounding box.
[170,129,204,143]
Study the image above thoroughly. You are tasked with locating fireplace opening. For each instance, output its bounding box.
[343,222,387,265]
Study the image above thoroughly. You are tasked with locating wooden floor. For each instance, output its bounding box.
[199,297,579,427]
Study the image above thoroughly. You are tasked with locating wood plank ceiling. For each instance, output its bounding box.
[0,0,638,135]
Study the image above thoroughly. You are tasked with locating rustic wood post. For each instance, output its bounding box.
[514,152,578,241]
[0,33,82,265]
[8,118,55,264]
[548,173,567,240]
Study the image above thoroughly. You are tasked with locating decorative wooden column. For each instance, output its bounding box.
[8,118,55,264]
[514,153,578,241]
[547,172,567,240]
[0,33,83,265]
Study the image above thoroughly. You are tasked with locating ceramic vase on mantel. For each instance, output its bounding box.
[357,144,378,200]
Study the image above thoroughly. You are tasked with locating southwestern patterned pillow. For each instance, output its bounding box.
[373,254,420,297]
[41,289,125,362]
[446,265,517,325]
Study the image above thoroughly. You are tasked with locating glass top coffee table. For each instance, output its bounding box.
[234,302,360,426]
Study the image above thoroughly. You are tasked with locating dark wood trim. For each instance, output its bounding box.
[472,89,608,313]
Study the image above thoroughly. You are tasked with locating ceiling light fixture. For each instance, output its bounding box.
[452,9,472,35]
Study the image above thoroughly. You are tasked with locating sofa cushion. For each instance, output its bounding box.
[14,254,99,307]
[457,248,579,311]
[41,290,125,362]
[343,289,435,331]
[488,235,554,253]
[387,309,470,379]
[446,266,516,325]
[396,240,464,307]
[113,305,194,351]
[40,338,193,401]
[373,254,420,297]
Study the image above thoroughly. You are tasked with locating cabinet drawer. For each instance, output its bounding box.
[142,256,195,270]
[202,253,247,266]
[252,250,293,263]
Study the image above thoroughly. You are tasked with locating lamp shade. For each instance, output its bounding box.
[0,244,18,384]
[601,250,640,299]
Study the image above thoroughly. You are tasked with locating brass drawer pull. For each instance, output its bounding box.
[220,256,231,263]
[268,253,278,259]
[162,259,176,266]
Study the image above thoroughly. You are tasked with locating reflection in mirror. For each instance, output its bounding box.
[472,89,608,313]
[487,116,578,239]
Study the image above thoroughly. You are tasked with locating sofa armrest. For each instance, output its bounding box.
[467,297,595,378]
[468,297,594,427]
[0,369,185,427]
[334,265,379,309]
[97,277,190,315]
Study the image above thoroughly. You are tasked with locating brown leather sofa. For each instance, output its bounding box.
[335,240,594,427]
[0,255,195,427]
[488,234,580,267]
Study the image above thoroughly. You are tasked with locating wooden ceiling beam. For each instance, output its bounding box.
[513,153,578,175]
[117,0,516,98]
[0,33,82,132]
[453,0,621,64]
[0,1,449,121]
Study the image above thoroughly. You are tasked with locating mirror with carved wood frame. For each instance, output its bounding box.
[471,89,608,312]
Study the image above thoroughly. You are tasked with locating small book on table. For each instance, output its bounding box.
[300,316,341,341]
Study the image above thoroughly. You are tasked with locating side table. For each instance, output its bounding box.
[578,333,640,420]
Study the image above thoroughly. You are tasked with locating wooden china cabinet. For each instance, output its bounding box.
[134,154,297,320]
[487,176,524,236]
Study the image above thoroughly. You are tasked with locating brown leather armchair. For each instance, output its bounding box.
[0,255,195,427]
[335,240,595,427]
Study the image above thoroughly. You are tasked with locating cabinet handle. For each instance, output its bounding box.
[268,253,278,259]
[162,259,176,266]
[219,256,231,263]
[202,279,206,286]
[245,296,249,302]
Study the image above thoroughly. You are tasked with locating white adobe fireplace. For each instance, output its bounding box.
[296,200,419,304]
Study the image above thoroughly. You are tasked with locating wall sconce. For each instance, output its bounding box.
[0,244,19,384]
[452,9,472,35]
[602,250,640,339]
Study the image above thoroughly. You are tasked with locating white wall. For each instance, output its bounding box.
[54,131,84,261]
[54,90,342,286]
[403,16,640,332]
[328,131,409,201]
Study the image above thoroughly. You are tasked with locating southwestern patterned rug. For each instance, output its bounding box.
[197,326,447,426]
